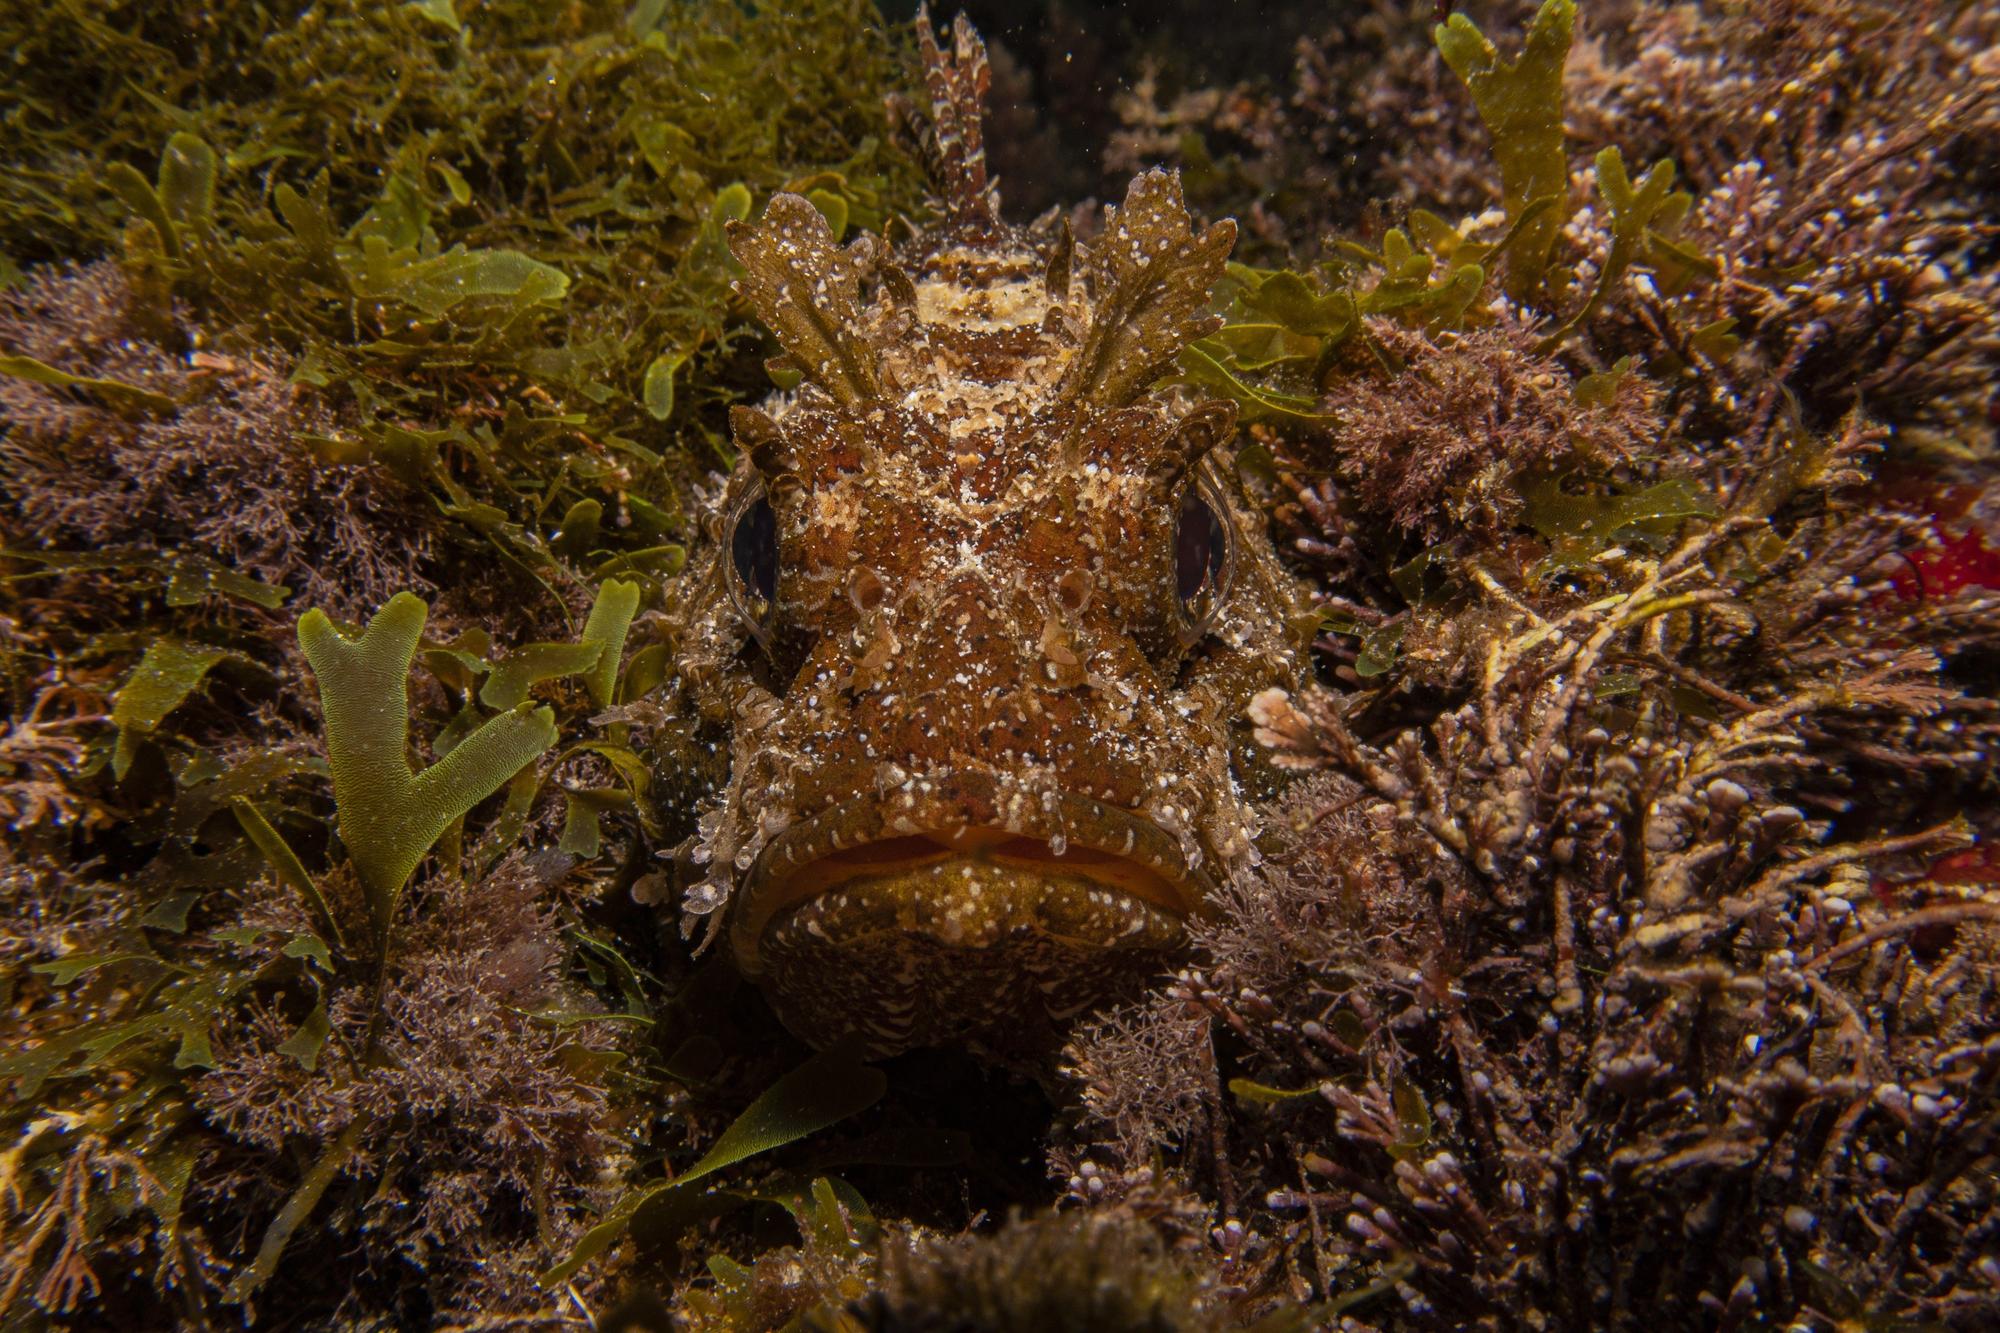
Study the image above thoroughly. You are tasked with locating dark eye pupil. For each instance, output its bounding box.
[1176,490,1225,606]
[731,496,777,603]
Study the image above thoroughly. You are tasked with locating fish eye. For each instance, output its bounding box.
[725,483,779,643]
[1173,472,1235,644]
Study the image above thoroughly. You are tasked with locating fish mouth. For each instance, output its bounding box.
[729,773,1211,977]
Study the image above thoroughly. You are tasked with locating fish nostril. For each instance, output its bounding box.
[1056,568,1094,614]
[847,565,888,613]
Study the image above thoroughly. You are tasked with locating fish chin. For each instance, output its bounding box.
[729,794,1209,1051]
[751,853,1188,1053]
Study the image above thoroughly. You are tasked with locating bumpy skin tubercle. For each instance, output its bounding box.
[660,9,1311,1053]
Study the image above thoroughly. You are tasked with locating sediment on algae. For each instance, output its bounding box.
[3,1,1997,1329]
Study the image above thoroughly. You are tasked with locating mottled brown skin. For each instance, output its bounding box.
[660,11,1311,1053]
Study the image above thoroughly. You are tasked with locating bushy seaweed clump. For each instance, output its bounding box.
[0,260,433,616]
[1060,1,2000,1329]
[0,0,929,1324]
[1565,0,2000,449]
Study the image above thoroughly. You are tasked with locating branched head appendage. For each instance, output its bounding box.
[726,194,881,407]
[1059,169,1235,411]
[726,166,1231,420]
[298,593,557,925]
[915,4,997,228]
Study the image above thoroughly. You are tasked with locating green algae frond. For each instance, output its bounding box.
[298,593,556,920]
[110,638,234,780]
[539,1041,887,1287]
[1536,146,1688,352]
[1434,0,1574,304]
[478,577,641,709]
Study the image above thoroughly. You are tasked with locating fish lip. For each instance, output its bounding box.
[729,770,1213,976]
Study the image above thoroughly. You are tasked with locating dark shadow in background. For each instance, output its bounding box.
[877,0,1351,218]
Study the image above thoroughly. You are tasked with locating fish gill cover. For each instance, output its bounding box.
[0,0,1997,1328]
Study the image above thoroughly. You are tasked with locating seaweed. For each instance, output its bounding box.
[3,1,1997,1326]
[4,0,928,608]
[1534,146,1688,352]
[541,1041,888,1286]
[580,578,643,709]
[1176,0,1722,471]
[1520,471,1719,575]
[475,576,641,715]
[682,1177,879,1329]
[298,592,555,919]
[108,639,237,781]
[1433,0,1574,303]
[1563,0,2000,448]
[1075,432,2000,1323]
[0,352,176,416]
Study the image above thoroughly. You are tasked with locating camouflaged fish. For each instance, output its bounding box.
[662,9,1312,1053]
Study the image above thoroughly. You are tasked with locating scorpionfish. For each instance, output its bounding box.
[662,9,1311,1054]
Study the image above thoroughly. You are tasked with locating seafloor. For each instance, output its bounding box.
[2,1,1997,1329]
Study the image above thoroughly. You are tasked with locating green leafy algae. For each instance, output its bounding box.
[221,1120,371,1306]
[476,578,640,709]
[0,970,240,1098]
[0,6,933,1318]
[540,1041,887,1286]
[3,547,291,610]
[1521,474,1720,576]
[478,642,606,713]
[1537,147,1688,352]
[3,0,926,584]
[1184,205,1541,424]
[0,352,176,415]
[682,1176,879,1324]
[297,592,556,922]
[579,577,642,708]
[110,639,234,780]
[1434,0,1575,304]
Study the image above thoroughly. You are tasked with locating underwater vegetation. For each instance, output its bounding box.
[1,0,926,1322]
[1,0,1997,1329]
[1073,2,2000,1329]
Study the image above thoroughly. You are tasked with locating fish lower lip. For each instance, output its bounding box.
[729,779,1209,975]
